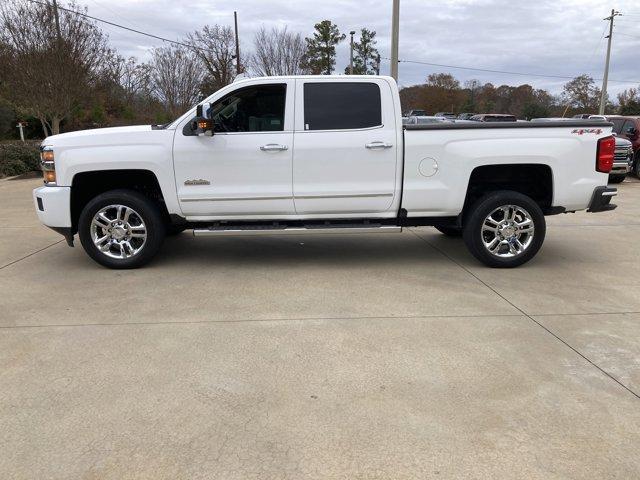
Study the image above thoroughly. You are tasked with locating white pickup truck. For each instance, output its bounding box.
[33,75,618,269]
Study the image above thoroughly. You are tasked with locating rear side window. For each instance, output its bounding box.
[303,82,382,131]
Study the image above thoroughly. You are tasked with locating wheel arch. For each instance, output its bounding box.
[70,169,170,232]
[463,163,554,216]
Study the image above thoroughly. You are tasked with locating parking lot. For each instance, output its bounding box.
[1,176,640,479]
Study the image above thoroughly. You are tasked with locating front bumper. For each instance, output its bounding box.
[587,186,617,213]
[33,186,72,228]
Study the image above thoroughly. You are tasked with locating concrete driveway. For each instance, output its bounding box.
[1,176,639,479]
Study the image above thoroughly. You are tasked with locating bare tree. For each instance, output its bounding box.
[250,26,308,76]
[0,0,110,136]
[105,55,152,104]
[187,25,236,94]
[150,45,203,118]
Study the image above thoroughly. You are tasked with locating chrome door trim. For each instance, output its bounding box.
[180,193,393,202]
[180,195,293,202]
[295,193,393,199]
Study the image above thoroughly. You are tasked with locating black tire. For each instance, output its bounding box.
[462,190,546,268]
[434,225,462,237]
[78,189,165,269]
[608,174,626,184]
[635,155,640,178]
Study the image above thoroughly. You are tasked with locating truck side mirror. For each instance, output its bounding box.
[193,102,214,136]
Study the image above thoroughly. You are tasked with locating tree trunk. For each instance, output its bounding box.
[39,118,50,138]
[51,117,61,135]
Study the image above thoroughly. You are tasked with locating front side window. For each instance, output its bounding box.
[303,82,382,131]
[207,84,286,132]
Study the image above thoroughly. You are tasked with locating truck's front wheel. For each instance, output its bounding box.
[462,191,545,268]
[78,189,165,269]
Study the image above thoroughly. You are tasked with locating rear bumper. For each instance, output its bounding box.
[33,186,72,227]
[587,186,617,213]
[610,160,631,175]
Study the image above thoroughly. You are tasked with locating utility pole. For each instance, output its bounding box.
[233,11,241,74]
[390,0,400,81]
[599,9,620,115]
[349,31,356,74]
[51,0,62,44]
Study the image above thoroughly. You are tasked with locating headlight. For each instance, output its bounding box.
[40,146,56,184]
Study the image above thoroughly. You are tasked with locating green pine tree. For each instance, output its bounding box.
[345,29,379,75]
[303,20,346,74]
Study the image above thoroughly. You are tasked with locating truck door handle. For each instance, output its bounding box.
[365,141,393,149]
[260,144,288,152]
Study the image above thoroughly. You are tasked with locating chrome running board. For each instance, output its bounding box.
[193,225,402,237]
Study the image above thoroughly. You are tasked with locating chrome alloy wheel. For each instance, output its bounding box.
[481,204,534,258]
[90,204,147,259]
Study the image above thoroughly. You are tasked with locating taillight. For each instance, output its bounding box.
[596,136,615,173]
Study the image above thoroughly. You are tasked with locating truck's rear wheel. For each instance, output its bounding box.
[462,191,545,268]
[78,189,165,269]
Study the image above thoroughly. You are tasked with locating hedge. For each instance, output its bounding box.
[0,140,41,178]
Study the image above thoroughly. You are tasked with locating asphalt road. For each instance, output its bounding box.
[1,176,640,479]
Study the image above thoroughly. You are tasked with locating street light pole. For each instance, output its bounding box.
[390,0,400,81]
[349,30,355,74]
[599,9,620,115]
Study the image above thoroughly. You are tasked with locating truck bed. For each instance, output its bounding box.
[401,120,613,217]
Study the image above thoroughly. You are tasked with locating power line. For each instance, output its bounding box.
[24,0,207,53]
[585,23,608,69]
[617,32,640,40]
[87,0,145,32]
[381,56,640,84]
[21,0,640,86]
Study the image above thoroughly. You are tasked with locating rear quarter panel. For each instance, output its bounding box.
[402,125,612,216]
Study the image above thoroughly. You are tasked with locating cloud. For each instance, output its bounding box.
[86,0,639,96]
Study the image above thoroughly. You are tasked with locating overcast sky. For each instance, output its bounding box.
[83,0,640,97]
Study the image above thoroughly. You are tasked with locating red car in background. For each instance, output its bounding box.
[608,116,640,177]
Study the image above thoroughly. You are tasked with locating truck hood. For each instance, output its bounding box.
[41,125,168,147]
[43,125,177,187]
